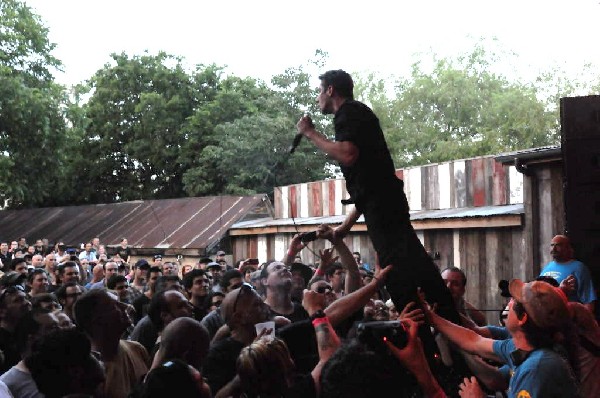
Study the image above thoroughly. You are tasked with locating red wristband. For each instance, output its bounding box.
[287,250,297,258]
[315,268,325,276]
[312,316,329,327]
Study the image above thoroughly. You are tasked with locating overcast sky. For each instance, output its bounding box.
[23,0,600,87]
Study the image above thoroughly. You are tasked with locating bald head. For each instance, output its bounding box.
[156,317,210,370]
[550,235,574,262]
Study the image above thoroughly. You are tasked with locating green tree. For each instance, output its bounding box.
[0,0,69,208]
[363,45,560,167]
[79,52,199,203]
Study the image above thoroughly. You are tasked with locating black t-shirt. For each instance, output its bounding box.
[0,253,12,270]
[268,302,309,324]
[132,294,150,325]
[117,246,131,260]
[203,337,245,395]
[0,327,19,374]
[334,100,398,208]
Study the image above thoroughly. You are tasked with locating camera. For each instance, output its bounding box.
[299,231,318,243]
[356,320,408,354]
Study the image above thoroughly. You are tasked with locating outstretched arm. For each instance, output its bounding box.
[324,264,392,327]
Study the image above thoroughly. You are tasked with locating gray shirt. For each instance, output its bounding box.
[0,366,40,398]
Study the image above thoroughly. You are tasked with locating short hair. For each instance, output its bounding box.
[28,268,48,284]
[30,293,59,311]
[441,266,467,286]
[57,261,78,275]
[10,257,26,270]
[320,339,407,398]
[54,282,80,301]
[352,252,361,260]
[73,289,107,333]
[147,290,171,331]
[107,274,127,290]
[319,70,354,100]
[220,269,243,290]
[25,328,103,398]
[182,269,207,290]
[325,263,344,278]
[146,266,162,279]
[154,275,181,293]
[14,308,54,355]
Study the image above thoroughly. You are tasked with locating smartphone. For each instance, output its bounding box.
[300,231,318,243]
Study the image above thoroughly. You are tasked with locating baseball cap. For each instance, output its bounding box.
[206,262,221,270]
[291,262,313,286]
[0,272,27,287]
[153,255,162,261]
[508,278,570,329]
[135,259,150,270]
[216,250,226,256]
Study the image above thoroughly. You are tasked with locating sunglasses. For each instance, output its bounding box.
[232,283,255,313]
[315,285,333,294]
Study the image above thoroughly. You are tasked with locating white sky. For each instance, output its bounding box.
[23,0,600,87]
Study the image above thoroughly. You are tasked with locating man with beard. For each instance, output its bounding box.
[261,261,309,323]
[74,289,150,397]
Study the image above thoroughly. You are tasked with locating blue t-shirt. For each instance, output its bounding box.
[487,325,510,340]
[492,339,579,398]
[540,260,597,304]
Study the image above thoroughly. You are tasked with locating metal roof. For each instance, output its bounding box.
[0,195,271,250]
[231,204,524,229]
[495,145,561,164]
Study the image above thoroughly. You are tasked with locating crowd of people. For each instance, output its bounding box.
[0,230,595,398]
[0,69,598,397]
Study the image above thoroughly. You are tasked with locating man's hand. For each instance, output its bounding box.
[559,274,577,296]
[384,319,428,373]
[289,234,306,255]
[296,115,315,136]
[302,289,326,317]
[372,263,393,287]
[319,248,339,270]
[398,301,425,325]
[459,376,486,398]
[317,224,335,242]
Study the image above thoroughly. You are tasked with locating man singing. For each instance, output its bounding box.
[296,70,458,327]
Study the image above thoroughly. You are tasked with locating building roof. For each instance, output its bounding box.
[229,203,524,235]
[495,145,561,164]
[0,195,271,253]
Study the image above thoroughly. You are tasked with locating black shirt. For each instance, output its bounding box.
[203,337,245,395]
[334,100,398,209]
[268,302,309,324]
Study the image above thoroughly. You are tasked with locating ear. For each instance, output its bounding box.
[517,311,528,326]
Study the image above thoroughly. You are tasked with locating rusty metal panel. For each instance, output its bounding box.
[0,195,270,251]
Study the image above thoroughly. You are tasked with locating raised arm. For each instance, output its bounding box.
[317,224,361,294]
[324,264,392,327]
[302,289,341,394]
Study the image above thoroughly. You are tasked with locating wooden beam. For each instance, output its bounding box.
[228,214,522,236]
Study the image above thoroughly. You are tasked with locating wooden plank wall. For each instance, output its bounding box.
[231,225,525,324]
[274,156,520,219]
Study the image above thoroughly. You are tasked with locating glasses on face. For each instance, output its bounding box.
[315,284,333,294]
[232,283,255,314]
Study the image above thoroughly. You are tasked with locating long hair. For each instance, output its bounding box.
[236,337,296,397]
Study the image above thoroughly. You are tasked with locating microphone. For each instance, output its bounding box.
[290,114,314,154]
[289,133,303,154]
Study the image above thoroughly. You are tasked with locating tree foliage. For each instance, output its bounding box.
[0,0,68,208]
[358,45,564,167]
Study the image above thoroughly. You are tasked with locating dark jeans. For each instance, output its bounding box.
[359,178,460,362]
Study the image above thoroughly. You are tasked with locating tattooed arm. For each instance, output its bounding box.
[302,289,341,394]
